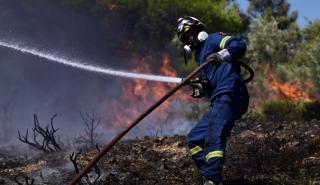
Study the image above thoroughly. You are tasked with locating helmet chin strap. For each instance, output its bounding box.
[183,31,208,65]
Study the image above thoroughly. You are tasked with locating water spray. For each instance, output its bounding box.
[0,40,183,84]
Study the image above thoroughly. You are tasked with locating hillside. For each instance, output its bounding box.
[1,119,319,184]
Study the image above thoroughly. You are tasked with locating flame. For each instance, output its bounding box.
[106,53,192,128]
[265,69,314,101]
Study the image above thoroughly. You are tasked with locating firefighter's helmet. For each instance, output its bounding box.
[176,16,205,44]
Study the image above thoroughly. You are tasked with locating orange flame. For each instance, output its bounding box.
[265,69,314,101]
[107,53,192,128]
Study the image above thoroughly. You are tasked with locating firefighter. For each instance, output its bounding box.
[176,16,250,185]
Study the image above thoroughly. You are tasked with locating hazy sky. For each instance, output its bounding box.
[236,0,320,27]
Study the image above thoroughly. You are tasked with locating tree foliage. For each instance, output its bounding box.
[291,21,320,94]
[246,0,301,63]
[247,16,294,65]
[247,0,297,29]
[94,0,249,52]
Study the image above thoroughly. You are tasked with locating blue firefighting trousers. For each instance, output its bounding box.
[187,92,249,183]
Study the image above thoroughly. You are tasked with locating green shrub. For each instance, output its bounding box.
[262,100,320,122]
[303,100,320,121]
[262,100,304,122]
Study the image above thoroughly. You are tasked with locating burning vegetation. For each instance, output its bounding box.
[106,53,192,130]
[265,70,314,101]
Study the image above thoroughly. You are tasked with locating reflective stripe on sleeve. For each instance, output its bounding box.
[190,145,203,155]
[219,36,231,49]
[205,150,224,162]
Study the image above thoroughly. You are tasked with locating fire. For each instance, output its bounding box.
[107,53,192,128]
[265,70,314,101]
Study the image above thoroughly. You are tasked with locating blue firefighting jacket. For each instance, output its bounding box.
[195,32,247,101]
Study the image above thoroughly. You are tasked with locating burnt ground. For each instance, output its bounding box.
[1,119,320,185]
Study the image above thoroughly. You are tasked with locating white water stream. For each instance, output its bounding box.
[0,40,182,84]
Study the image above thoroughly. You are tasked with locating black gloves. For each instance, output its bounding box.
[189,77,209,98]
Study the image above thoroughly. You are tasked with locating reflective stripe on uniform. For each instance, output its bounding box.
[190,145,203,155]
[219,36,231,49]
[205,150,224,162]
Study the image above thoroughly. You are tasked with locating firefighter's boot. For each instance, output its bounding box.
[202,176,222,185]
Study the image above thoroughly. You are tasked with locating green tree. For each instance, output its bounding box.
[246,14,301,102]
[247,0,298,29]
[291,21,320,95]
[95,0,249,52]
[247,16,292,65]
[246,0,301,64]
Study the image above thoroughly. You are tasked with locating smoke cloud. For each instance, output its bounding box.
[0,0,194,147]
[0,0,131,144]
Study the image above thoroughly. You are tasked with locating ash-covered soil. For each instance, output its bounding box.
[1,119,320,185]
[0,136,197,185]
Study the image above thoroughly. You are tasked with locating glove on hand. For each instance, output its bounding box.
[206,49,231,63]
[206,53,222,63]
[189,77,209,98]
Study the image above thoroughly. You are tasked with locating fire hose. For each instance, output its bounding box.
[68,59,254,185]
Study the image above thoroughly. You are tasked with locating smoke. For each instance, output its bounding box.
[0,0,132,145]
[0,0,195,147]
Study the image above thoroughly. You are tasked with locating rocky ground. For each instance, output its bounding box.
[1,118,320,185]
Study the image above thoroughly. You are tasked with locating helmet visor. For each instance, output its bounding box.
[179,28,198,45]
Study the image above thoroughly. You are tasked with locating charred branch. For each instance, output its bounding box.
[14,176,35,185]
[70,149,83,174]
[17,114,62,152]
[95,144,100,152]
[92,164,101,185]
[74,112,101,149]
[69,147,101,185]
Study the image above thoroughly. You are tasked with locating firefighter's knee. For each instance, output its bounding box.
[187,133,203,156]
[187,112,211,154]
